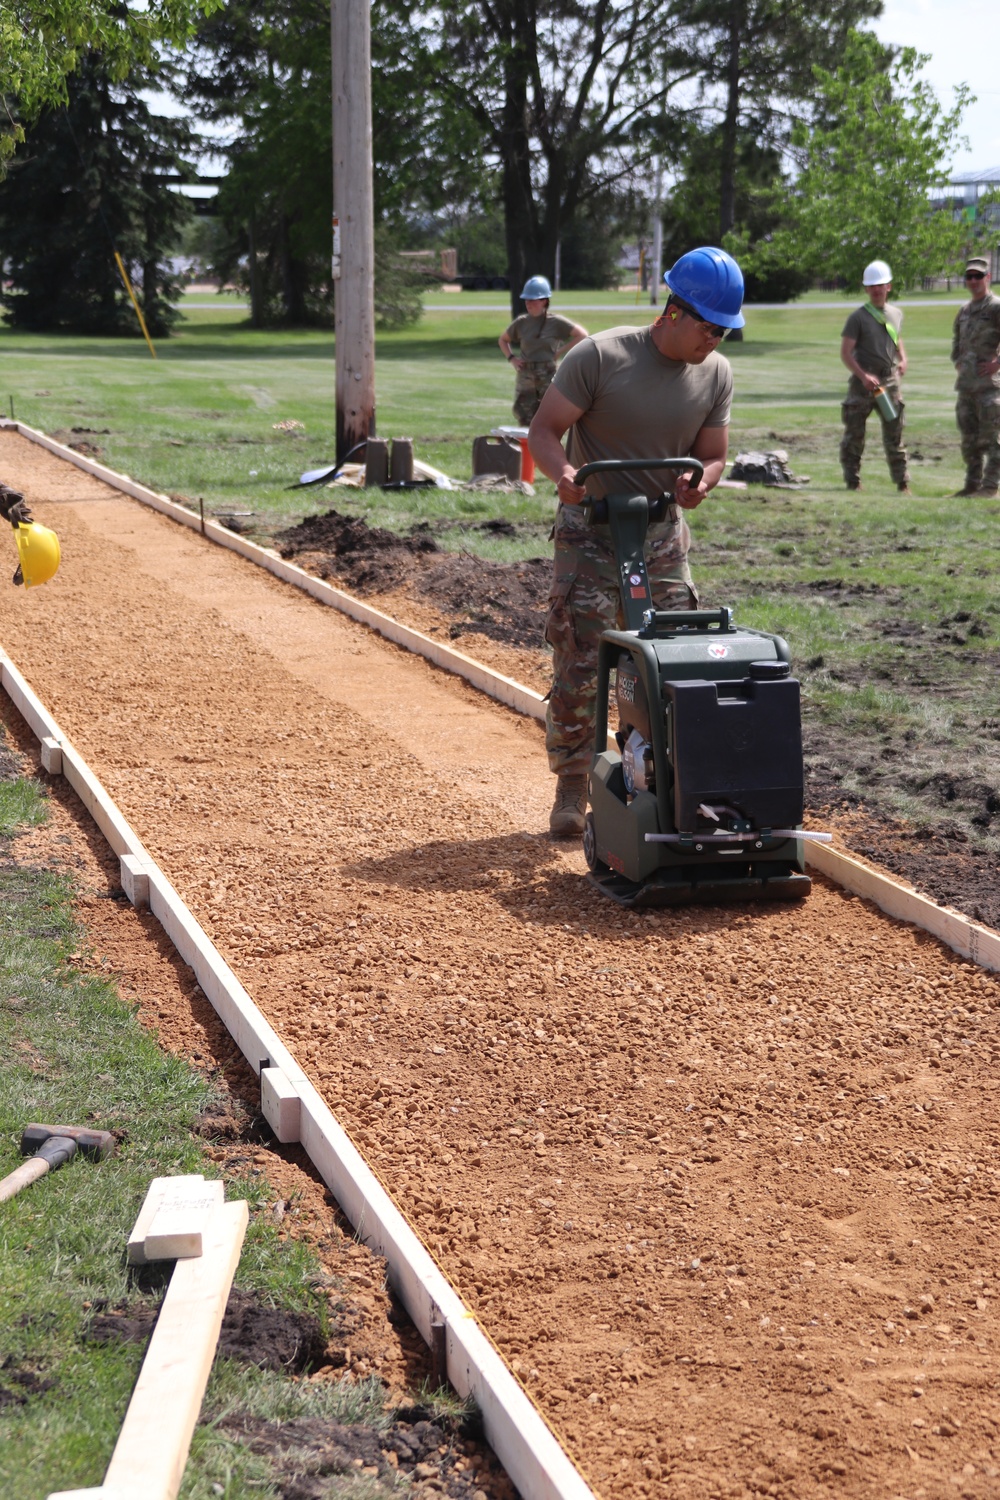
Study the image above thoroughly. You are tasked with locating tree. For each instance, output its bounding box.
[0,0,220,170]
[777,31,971,289]
[178,0,475,325]
[662,121,812,299]
[0,53,194,335]
[670,0,882,243]
[424,0,697,313]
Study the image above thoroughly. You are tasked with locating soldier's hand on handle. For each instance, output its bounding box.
[557,468,587,505]
[673,470,708,509]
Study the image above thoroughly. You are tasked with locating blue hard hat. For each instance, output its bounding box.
[521,275,552,300]
[663,247,745,329]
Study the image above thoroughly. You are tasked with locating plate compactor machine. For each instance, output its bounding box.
[577,458,827,908]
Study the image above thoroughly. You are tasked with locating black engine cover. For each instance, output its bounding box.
[665,676,804,830]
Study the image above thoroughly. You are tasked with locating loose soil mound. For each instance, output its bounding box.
[277,508,550,649]
[86,1288,329,1374]
[223,1406,501,1500]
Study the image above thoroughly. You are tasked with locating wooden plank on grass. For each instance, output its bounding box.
[103,1199,249,1500]
[127,1175,205,1266]
[142,1177,225,1262]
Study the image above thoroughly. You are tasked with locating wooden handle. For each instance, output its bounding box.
[0,1156,50,1203]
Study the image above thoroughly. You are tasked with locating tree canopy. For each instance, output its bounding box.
[670,0,882,243]
[421,0,699,311]
[0,0,220,169]
[771,31,971,289]
[0,54,193,334]
[0,2,976,333]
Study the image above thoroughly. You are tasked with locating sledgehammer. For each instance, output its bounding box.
[0,1123,115,1204]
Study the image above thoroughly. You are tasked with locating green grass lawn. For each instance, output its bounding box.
[0,291,975,523]
[2,293,998,841]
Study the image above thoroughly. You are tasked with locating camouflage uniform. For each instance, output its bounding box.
[840,303,908,488]
[952,290,1000,492]
[504,311,577,425]
[514,364,557,426]
[543,324,732,783]
[545,504,695,775]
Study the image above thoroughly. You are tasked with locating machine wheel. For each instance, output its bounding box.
[582,812,608,874]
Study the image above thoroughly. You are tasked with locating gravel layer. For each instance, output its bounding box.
[2,430,1000,1500]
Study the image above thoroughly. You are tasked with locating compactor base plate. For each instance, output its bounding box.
[586,866,811,908]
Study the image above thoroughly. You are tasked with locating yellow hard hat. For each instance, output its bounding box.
[13,521,61,588]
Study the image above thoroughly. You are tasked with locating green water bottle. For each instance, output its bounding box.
[872,384,897,422]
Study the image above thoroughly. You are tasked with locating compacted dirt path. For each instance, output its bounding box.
[3,429,1000,1500]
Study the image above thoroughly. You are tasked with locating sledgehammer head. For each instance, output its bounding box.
[20,1124,116,1161]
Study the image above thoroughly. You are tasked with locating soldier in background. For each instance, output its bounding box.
[952,256,1000,498]
[498,277,587,425]
[839,259,910,494]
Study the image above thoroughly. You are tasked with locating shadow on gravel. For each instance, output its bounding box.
[343,832,806,939]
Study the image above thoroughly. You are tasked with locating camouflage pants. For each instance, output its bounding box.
[513,363,557,426]
[545,507,697,776]
[956,389,1000,488]
[840,382,908,487]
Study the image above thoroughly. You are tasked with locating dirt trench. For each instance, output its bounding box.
[2,430,1000,1500]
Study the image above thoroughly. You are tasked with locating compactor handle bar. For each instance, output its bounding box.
[575,457,704,525]
[573,456,704,486]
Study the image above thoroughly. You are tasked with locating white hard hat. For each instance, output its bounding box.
[862,259,892,286]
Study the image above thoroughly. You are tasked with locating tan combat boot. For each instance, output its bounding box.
[549,774,588,839]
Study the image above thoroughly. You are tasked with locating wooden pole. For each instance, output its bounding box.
[331,0,376,465]
[649,158,663,307]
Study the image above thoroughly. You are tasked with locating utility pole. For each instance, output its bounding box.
[331,0,376,465]
[649,157,664,306]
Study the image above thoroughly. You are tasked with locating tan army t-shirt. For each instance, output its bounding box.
[504,311,578,365]
[552,325,732,500]
[842,301,903,382]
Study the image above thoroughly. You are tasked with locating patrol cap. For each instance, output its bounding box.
[965,256,990,276]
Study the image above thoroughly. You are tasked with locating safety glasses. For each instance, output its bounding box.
[965,271,987,281]
[671,297,730,341]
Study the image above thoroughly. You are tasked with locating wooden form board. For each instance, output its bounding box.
[49,1201,248,1500]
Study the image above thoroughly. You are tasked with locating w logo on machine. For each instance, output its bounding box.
[708,644,729,658]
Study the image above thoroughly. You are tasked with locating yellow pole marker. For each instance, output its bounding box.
[114,251,158,360]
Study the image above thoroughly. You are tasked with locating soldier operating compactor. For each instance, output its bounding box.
[576,458,829,907]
